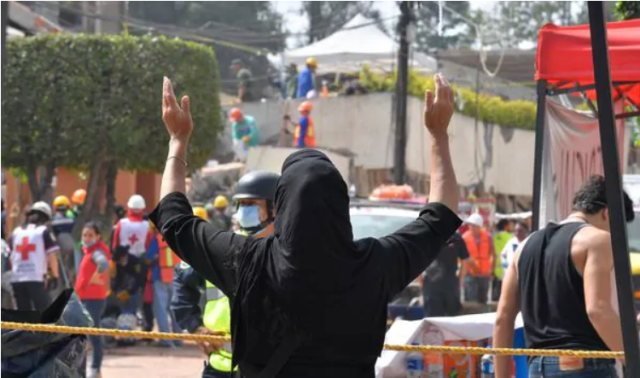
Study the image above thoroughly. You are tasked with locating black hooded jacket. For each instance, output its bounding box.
[150,150,460,378]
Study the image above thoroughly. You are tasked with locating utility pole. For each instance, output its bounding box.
[393,1,412,185]
[2,1,8,68]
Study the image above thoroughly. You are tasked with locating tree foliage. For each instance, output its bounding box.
[413,2,473,52]
[615,1,640,20]
[2,34,222,222]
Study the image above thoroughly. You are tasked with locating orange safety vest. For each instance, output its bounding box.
[293,117,316,148]
[462,229,492,276]
[158,236,180,283]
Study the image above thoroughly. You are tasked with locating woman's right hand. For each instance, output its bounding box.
[162,77,193,143]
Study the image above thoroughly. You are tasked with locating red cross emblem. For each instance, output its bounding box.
[128,233,140,246]
[16,236,36,261]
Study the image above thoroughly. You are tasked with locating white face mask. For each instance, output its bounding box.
[236,205,262,229]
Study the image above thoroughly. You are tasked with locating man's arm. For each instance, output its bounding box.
[425,74,457,212]
[171,265,205,333]
[43,230,60,279]
[494,243,523,378]
[583,230,623,352]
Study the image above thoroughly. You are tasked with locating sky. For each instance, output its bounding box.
[272,1,498,47]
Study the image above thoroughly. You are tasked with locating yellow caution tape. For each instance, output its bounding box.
[0,321,624,359]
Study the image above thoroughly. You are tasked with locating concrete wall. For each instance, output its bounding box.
[227,93,631,197]
[228,93,537,196]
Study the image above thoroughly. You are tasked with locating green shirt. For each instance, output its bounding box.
[493,231,513,279]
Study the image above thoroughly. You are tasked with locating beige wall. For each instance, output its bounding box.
[227,94,631,197]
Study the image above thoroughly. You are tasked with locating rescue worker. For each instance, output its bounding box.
[70,189,86,218]
[229,108,259,162]
[172,172,279,377]
[230,59,254,103]
[112,194,154,318]
[51,195,76,283]
[211,196,232,231]
[462,213,495,307]
[492,219,512,300]
[8,202,61,310]
[296,57,317,99]
[284,101,316,148]
[155,74,458,377]
[147,222,181,348]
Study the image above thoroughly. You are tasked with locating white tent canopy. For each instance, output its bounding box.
[278,14,437,74]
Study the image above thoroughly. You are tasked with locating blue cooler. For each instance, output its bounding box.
[513,328,528,378]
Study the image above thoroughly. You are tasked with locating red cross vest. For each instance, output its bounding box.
[118,218,150,257]
[10,225,48,283]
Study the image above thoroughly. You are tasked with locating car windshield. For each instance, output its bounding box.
[628,212,640,252]
[350,213,416,240]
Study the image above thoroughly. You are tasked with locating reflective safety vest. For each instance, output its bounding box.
[463,229,492,277]
[293,117,316,148]
[157,237,178,283]
[204,280,235,372]
[493,231,512,279]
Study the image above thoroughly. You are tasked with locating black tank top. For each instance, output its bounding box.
[517,222,609,351]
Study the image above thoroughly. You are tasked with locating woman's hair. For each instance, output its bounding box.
[83,221,101,236]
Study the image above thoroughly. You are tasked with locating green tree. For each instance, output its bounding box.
[2,34,222,231]
[615,1,640,20]
[413,1,473,52]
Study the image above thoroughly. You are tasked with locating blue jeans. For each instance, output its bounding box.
[83,299,106,370]
[153,280,182,346]
[529,356,619,378]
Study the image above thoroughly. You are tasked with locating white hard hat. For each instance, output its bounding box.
[30,201,52,219]
[465,213,484,227]
[127,194,146,210]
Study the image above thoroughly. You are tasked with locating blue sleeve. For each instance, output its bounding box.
[297,70,312,98]
[296,117,309,147]
[171,264,205,333]
[146,236,159,260]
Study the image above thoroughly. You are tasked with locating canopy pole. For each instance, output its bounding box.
[531,80,547,232]
[588,2,640,374]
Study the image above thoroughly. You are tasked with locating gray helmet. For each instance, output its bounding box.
[233,171,280,202]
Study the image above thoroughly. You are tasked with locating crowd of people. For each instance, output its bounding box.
[421,214,531,318]
[0,71,630,378]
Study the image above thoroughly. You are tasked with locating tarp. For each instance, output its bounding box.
[535,19,640,105]
[283,14,437,74]
[538,99,626,229]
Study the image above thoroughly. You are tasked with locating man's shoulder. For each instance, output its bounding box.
[573,225,610,249]
[244,115,255,123]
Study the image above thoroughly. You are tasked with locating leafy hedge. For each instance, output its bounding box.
[2,34,223,173]
[359,67,537,130]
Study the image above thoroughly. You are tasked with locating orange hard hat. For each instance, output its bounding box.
[71,189,86,205]
[298,101,313,112]
[229,107,243,122]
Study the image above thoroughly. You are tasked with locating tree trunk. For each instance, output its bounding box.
[72,157,109,240]
[104,160,118,232]
[26,162,55,203]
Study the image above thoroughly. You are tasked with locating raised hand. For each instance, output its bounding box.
[162,77,193,142]
[424,73,454,138]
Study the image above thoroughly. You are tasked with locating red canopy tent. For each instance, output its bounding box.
[531,19,640,232]
[535,18,640,107]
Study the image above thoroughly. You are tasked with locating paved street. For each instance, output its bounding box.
[101,343,205,378]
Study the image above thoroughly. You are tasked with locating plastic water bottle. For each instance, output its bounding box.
[481,347,495,378]
[406,342,424,378]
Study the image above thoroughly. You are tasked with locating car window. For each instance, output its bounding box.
[350,213,415,240]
